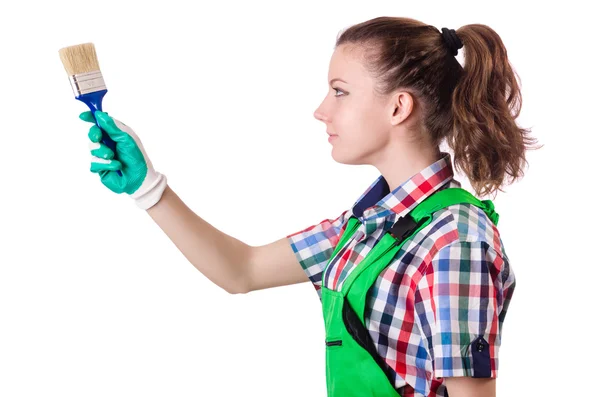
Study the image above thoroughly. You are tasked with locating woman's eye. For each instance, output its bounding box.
[333,88,345,97]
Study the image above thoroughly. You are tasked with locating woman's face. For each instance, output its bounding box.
[314,44,394,166]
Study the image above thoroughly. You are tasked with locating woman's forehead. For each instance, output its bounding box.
[328,45,372,87]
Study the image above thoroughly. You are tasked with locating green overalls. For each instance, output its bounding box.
[321,188,499,396]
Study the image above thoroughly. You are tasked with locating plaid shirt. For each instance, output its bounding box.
[286,152,515,397]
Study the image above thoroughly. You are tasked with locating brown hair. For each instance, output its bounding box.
[335,17,540,197]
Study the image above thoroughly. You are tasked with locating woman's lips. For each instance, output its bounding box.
[328,135,338,142]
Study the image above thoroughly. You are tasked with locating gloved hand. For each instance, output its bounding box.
[80,110,167,210]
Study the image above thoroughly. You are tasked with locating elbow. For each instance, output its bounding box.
[225,278,251,295]
[225,285,246,295]
[226,247,253,295]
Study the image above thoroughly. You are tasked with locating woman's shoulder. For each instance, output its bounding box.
[409,201,513,276]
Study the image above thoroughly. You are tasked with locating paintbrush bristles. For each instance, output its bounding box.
[58,43,101,76]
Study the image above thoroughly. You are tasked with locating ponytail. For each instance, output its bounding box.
[449,24,539,196]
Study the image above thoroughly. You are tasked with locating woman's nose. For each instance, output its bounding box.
[314,108,328,123]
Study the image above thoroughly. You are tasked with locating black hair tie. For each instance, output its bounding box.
[441,27,463,56]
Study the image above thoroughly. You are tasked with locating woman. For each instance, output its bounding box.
[82,16,537,397]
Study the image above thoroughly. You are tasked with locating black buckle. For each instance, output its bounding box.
[389,215,419,242]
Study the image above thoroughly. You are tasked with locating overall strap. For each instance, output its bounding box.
[326,216,362,274]
[344,187,499,322]
[409,188,499,226]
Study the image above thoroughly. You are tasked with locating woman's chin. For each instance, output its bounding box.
[331,149,363,165]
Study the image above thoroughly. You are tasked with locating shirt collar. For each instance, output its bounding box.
[351,152,457,222]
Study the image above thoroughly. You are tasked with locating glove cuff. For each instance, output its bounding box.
[132,172,168,210]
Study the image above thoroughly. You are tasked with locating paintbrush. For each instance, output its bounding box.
[58,42,122,176]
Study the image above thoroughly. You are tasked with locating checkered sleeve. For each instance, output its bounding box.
[286,209,353,297]
[426,240,508,379]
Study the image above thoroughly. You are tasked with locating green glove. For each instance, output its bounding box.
[81,110,167,210]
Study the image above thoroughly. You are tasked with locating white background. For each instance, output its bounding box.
[0,0,597,395]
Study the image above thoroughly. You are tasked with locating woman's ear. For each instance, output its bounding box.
[390,91,414,126]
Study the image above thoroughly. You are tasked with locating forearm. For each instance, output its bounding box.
[146,185,251,294]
